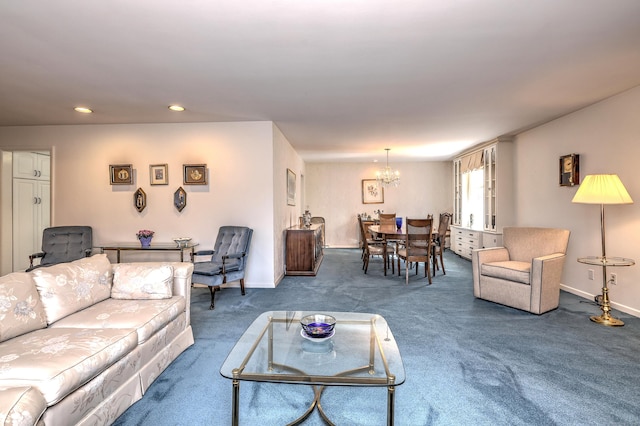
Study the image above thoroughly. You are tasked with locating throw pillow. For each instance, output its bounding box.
[32,254,113,324]
[111,264,174,299]
[0,272,47,342]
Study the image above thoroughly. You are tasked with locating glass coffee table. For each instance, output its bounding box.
[220,311,405,425]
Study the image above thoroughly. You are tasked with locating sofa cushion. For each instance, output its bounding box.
[0,386,47,426]
[51,297,186,344]
[0,327,138,406]
[111,264,173,300]
[0,273,47,343]
[32,254,112,324]
[481,261,531,284]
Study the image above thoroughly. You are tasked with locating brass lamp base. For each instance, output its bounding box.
[590,314,624,327]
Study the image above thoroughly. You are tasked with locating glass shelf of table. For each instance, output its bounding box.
[99,242,199,263]
[576,256,635,267]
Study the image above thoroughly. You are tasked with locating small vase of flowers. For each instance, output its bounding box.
[136,229,154,248]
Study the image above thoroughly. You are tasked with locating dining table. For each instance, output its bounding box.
[368,224,438,277]
[368,224,404,240]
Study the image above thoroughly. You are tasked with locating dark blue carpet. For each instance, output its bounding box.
[113,249,640,425]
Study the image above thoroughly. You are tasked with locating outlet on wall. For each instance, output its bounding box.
[588,269,594,280]
[610,273,617,285]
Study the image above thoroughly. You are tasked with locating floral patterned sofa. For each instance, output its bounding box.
[0,254,194,426]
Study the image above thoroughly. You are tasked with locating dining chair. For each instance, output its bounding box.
[396,218,433,284]
[379,213,399,273]
[358,216,388,275]
[432,213,452,275]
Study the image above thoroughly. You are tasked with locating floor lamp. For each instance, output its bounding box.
[572,174,634,326]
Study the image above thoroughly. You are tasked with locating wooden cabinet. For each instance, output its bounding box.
[452,137,513,236]
[450,226,504,260]
[483,140,513,233]
[13,151,50,180]
[12,152,51,271]
[285,224,324,276]
[453,158,462,226]
[450,226,481,260]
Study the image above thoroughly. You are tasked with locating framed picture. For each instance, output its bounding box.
[110,164,133,185]
[183,164,207,185]
[287,168,296,206]
[149,164,168,185]
[174,187,187,212]
[362,179,384,204]
[559,154,579,186]
[134,187,146,212]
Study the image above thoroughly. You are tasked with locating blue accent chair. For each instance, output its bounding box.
[27,226,93,272]
[192,226,253,310]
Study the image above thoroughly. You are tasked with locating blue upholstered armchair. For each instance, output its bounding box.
[192,226,253,310]
[27,226,93,272]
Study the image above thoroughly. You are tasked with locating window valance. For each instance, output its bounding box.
[460,150,484,173]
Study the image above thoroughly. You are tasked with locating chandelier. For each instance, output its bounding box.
[376,148,400,187]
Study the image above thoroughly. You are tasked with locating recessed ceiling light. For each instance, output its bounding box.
[74,107,93,113]
[168,105,185,112]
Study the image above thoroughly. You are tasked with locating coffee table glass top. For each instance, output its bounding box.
[220,311,405,387]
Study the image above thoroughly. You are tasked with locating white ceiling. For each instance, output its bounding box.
[1,1,639,162]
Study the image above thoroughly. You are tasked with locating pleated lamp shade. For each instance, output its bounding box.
[572,174,633,205]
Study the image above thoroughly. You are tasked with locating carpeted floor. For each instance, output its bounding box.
[113,249,640,425]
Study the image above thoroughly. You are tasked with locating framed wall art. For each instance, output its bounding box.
[174,187,187,212]
[110,164,133,185]
[287,168,296,206]
[183,164,207,185]
[134,187,146,212]
[362,179,384,204]
[559,154,579,186]
[150,164,168,185]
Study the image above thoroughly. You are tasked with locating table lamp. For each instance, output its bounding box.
[572,174,633,326]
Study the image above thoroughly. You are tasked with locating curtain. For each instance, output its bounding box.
[460,150,484,173]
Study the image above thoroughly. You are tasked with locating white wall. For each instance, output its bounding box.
[305,161,453,247]
[514,85,640,316]
[0,122,287,287]
[273,124,306,283]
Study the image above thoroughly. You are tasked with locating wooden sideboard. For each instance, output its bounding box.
[285,224,324,276]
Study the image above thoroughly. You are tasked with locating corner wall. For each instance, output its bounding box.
[272,124,305,283]
[514,85,640,316]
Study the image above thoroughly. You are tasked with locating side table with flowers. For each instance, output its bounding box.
[136,229,155,248]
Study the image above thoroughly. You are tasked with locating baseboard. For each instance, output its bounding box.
[560,284,640,318]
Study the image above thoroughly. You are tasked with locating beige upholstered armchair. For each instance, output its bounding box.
[472,227,570,314]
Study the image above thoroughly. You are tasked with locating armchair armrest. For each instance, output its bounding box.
[475,247,509,264]
[472,247,509,297]
[28,252,44,268]
[222,252,246,260]
[221,252,247,274]
[195,250,215,256]
[530,253,567,314]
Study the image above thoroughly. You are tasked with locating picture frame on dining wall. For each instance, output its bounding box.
[287,168,296,206]
[109,164,133,185]
[183,164,207,185]
[149,164,168,185]
[362,179,384,204]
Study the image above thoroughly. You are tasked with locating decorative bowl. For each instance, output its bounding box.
[300,314,336,339]
[173,237,192,247]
